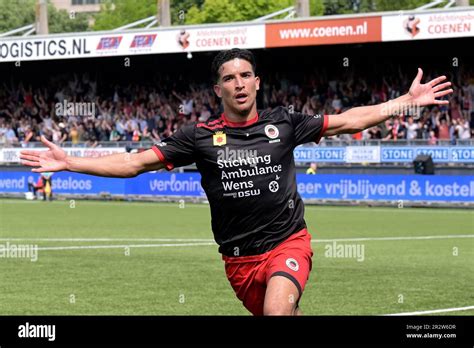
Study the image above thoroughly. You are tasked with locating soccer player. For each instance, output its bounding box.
[19,48,453,316]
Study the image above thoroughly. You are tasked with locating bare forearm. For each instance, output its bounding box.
[342,94,413,132]
[66,153,140,178]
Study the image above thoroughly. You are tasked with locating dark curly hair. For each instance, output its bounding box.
[211,48,257,84]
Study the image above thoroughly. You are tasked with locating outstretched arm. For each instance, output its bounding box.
[20,136,164,178]
[324,68,453,136]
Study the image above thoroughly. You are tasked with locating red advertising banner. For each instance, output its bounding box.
[266,16,382,47]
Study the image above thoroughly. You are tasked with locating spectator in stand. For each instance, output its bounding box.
[70,124,79,145]
[141,126,152,142]
[306,163,317,175]
[404,116,419,140]
[415,118,425,139]
[197,104,212,122]
[172,90,194,116]
[0,118,7,144]
[96,119,111,142]
[27,172,53,201]
[436,113,450,140]
[456,117,471,139]
[460,84,471,119]
[15,119,27,143]
[449,97,463,122]
[302,96,318,115]
[57,122,69,143]
[331,94,343,114]
[0,68,472,145]
[5,122,19,145]
[383,118,405,140]
[51,124,62,143]
[22,125,36,146]
[109,126,121,142]
[428,130,437,145]
[83,122,98,147]
[449,119,458,144]
[365,125,382,139]
[352,131,363,141]
[27,175,44,200]
[132,126,141,142]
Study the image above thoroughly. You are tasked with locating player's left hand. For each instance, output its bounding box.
[408,68,453,106]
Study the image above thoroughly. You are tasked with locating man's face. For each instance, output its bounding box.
[213,58,260,116]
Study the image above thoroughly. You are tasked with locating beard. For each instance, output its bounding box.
[228,98,256,118]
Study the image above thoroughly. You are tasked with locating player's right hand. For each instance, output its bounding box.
[19,135,68,172]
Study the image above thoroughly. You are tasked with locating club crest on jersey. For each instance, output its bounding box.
[286,258,299,272]
[213,131,227,146]
[264,125,279,139]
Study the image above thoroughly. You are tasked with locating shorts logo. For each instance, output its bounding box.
[264,125,279,139]
[286,258,299,272]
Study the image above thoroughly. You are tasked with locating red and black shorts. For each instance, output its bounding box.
[222,229,313,316]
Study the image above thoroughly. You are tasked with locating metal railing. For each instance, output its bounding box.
[316,139,474,147]
[0,141,150,149]
[0,139,473,149]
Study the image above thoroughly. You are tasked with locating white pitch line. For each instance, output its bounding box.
[2,199,472,213]
[10,234,473,252]
[385,305,474,316]
[36,242,216,251]
[314,234,474,243]
[305,206,474,214]
[0,200,210,208]
[0,234,473,243]
[0,238,214,242]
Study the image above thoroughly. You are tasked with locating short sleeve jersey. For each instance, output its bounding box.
[152,106,328,256]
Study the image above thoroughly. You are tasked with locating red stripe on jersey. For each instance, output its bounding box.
[220,112,259,127]
[208,118,222,125]
[196,122,225,130]
[316,114,329,144]
[152,145,174,171]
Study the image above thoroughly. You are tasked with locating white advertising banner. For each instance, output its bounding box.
[156,25,266,53]
[0,24,265,62]
[0,147,126,163]
[346,146,381,163]
[382,10,474,41]
[0,8,470,63]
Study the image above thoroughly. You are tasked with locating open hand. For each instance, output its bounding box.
[20,135,68,172]
[408,68,453,106]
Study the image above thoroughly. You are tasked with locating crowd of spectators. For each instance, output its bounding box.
[0,68,472,147]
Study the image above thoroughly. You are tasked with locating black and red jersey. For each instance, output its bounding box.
[152,106,327,256]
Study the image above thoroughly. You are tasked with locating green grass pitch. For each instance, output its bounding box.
[0,198,473,315]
